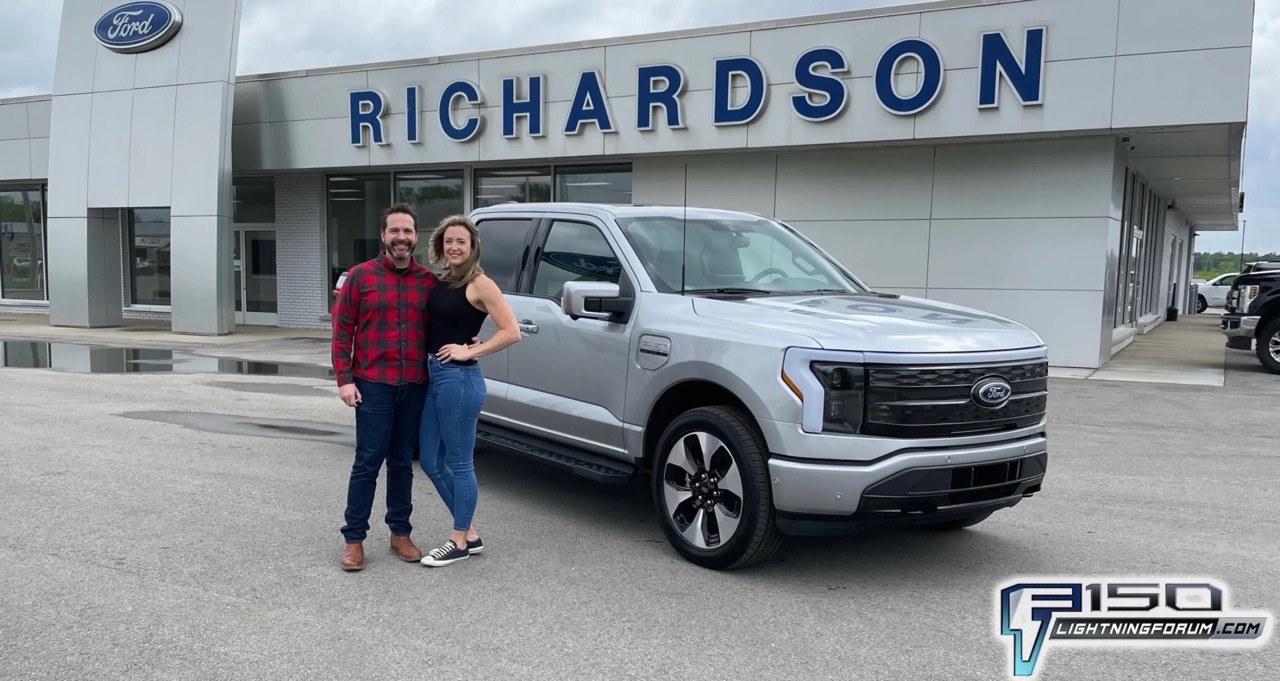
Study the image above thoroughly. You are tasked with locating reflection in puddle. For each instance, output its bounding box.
[0,340,333,380]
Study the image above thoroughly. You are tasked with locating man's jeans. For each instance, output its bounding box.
[341,378,428,544]
[419,355,487,532]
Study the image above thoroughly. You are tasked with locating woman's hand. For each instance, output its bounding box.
[437,343,475,363]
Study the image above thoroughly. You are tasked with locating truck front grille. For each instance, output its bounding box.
[861,359,1048,438]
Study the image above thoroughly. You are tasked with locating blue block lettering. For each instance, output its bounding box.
[565,70,616,135]
[406,86,420,143]
[792,47,850,122]
[713,56,768,126]
[921,312,977,325]
[439,80,484,142]
[349,89,386,146]
[502,75,545,138]
[875,38,944,115]
[637,64,685,130]
[979,27,1047,108]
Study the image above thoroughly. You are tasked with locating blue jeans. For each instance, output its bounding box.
[341,378,428,544]
[419,355,487,532]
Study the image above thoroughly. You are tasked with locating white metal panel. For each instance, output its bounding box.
[0,139,31,180]
[85,90,134,208]
[1112,48,1252,128]
[269,71,369,123]
[478,47,605,106]
[26,99,52,139]
[257,118,372,170]
[792,219,931,289]
[477,100,608,162]
[29,138,49,179]
[931,137,1115,219]
[366,59,480,114]
[52,0,101,96]
[171,82,232,217]
[926,288,1106,368]
[1117,0,1255,55]
[232,79,270,126]
[684,153,780,217]
[177,0,242,84]
[747,73,919,148]
[603,32,753,98]
[913,57,1115,139]
[45,93,93,217]
[602,90,749,156]
[919,0,1121,69]
[928,217,1110,291]
[128,86,177,207]
[774,147,935,221]
[747,12,922,81]
[367,113,483,166]
[92,50,137,94]
[0,103,29,141]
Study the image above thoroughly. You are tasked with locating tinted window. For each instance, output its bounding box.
[531,220,622,301]
[474,218,535,292]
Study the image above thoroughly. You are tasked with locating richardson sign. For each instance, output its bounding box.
[94,1,184,54]
[348,26,1047,147]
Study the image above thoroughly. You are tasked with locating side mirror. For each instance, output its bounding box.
[562,281,628,321]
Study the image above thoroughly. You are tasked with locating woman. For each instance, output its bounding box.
[418,215,521,567]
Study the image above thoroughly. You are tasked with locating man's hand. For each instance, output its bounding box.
[339,383,361,408]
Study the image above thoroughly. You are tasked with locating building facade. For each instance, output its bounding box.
[0,0,1254,368]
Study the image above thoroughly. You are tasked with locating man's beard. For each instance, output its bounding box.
[385,240,415,259]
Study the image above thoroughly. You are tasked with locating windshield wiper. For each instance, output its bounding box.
[682,287,779,296]
[790,288,856,295]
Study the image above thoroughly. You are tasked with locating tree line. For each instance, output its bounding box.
[1194,251,1280,280]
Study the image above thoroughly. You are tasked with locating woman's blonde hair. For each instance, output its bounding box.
[429,214,484,287]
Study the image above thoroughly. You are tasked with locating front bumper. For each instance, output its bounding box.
[766,431,1047,534]
[1220,314,1259,337]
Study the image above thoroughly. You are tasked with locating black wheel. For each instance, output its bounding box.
[923,511,993,531]
[1197,295,1208,314]
[1256,317,1280,375]
[651,406,783,570]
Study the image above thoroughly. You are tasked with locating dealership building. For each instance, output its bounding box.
[0,0,1255,368]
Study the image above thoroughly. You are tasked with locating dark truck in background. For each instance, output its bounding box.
[1221,261,1280,374]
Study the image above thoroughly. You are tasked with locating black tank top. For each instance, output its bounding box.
[427,281,489,365]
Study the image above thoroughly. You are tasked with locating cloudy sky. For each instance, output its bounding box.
[2,0,1277,253]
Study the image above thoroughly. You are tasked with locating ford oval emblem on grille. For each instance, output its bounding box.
[971,376,1013,409]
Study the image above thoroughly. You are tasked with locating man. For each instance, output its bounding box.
[331,202,435,571]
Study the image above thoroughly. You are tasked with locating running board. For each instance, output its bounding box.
[475,423,635,484]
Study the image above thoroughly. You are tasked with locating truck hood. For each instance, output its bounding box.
[691,292,1045,354]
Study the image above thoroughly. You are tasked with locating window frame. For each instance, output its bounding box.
[524,217,628,304]
[471,214,541,294]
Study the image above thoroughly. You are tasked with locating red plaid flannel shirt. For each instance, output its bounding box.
[331,252,438,387]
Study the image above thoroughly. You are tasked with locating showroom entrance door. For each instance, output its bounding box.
[233,228,278,326]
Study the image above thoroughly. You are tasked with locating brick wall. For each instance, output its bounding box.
[274,172,330,330]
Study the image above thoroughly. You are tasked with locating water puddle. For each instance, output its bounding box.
[0,339,333,379]
[119,411,353,445]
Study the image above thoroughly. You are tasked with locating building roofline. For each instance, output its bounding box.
[236,0,1030,82]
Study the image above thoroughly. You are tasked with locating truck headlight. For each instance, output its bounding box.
[811,363,866,433]
[781,348,866,435]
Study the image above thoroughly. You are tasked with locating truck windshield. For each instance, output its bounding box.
[615,214,866,295]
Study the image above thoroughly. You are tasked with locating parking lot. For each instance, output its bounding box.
[1,326,1277,681]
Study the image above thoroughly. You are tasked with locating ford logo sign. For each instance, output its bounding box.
[94,2,183,54]
[971,376,1013,409]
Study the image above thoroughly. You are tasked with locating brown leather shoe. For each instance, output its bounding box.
[341,543,364,571]
[389,534,423,562]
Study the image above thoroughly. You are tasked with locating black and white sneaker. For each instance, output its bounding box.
[467,538,484,555]
[420,540,469,567]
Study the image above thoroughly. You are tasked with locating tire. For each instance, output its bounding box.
[651,406,783,570]
[922,511,993,531]
[1197,295,1208,314]
[1256,317,1280,375]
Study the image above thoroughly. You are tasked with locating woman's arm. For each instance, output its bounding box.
[441,275,521,362]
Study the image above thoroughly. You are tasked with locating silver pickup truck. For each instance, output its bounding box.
[466,202,1049,570]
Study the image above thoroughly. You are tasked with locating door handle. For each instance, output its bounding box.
[518,320,539,334]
